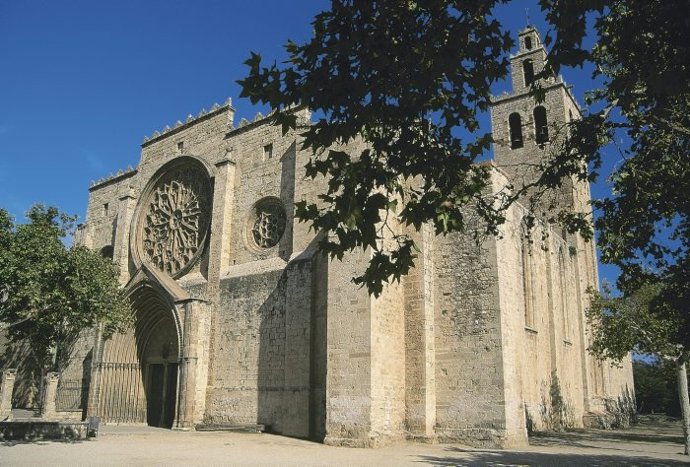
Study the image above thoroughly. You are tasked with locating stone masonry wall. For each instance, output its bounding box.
[74,71,634,444]
[83,173,135,253]
[370,258,406,443]
[221,119,300,269]
[490,26,633,427]
[55,332,96,416]
[323,247,373,447]
[403,223,436,439]
[492,180,539,440]
[201,110,317,438]
[204,259,313,438]
[495,185,588,433]
[432,215,509,447]
[490,84,580,221]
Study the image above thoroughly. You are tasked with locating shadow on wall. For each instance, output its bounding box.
[78,350,92,419]
[0,339,42,410]
[256,138,328,440]
[255,236,328,441]
[0,337,92,420]
[277,141,296,263]
[200,134,329,439]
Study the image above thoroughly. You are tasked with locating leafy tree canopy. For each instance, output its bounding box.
[239,0,689,304]
[588,282,690,453]
[588,283,686,363]
[633,359,686,417]
[0,205,131,370]
[240,0,515,295]
[544,0,690,305]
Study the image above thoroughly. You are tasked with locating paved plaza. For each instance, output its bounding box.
[1,416,688,466]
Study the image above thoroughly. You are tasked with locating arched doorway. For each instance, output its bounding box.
[96,283,181,428]
[137,295,179,428]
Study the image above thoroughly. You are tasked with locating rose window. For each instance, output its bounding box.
[139,162,211,277]
[251,198,286,248]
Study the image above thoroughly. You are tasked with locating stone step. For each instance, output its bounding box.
[0,420,91,441]
[195,424,265,433]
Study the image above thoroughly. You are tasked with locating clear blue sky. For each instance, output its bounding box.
[0,1,618,284]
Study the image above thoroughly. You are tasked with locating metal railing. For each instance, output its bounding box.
[55,379,87,412]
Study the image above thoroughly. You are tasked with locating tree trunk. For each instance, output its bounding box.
[678,362,690,455]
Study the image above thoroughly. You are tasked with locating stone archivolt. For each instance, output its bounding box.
[140,163,211,277]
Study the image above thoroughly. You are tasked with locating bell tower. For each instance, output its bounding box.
[490,26,618,423]
[490,26,585,218]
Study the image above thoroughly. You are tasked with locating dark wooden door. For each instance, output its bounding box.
[164,364,178,428]
[147,364,165,426]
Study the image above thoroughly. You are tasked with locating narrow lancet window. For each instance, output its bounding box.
[534,106,549,145]
[558,248,570,340]
[523,59,535,87]
[521,221,535,328]
[509,113,523,149]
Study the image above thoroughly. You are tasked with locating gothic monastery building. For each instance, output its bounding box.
[57,27,633,448]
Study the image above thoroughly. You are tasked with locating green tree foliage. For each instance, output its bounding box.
[588,283,690,453]
[544,0,689,453]
[633,359,687,416]
[541,0,690,338]
[240,0,689,305]
[0,205,131,371]
[588,283,686,364]
[239,0,517,295]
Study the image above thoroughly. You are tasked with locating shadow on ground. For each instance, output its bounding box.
[416,446,689,466]
[2,438,88,447]
[530,428,684,447]
[529,414,686,455]
[417,415,688,466]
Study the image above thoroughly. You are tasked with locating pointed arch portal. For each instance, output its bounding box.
[94,280,182,427]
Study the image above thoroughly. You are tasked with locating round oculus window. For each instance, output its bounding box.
[250,198,286,249]
[137,158,212,277]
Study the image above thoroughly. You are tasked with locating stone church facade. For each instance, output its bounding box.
[60,27,632,447]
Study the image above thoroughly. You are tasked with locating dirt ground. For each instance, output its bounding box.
[1,415,688,466]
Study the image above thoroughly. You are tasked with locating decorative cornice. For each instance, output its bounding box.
[141,98,234,148]
[489,81,568,105]
[225,106,311,138]
[89,166,137,191]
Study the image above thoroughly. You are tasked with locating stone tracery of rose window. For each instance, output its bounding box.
[141,167,211,277]
[251,198,286,249]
